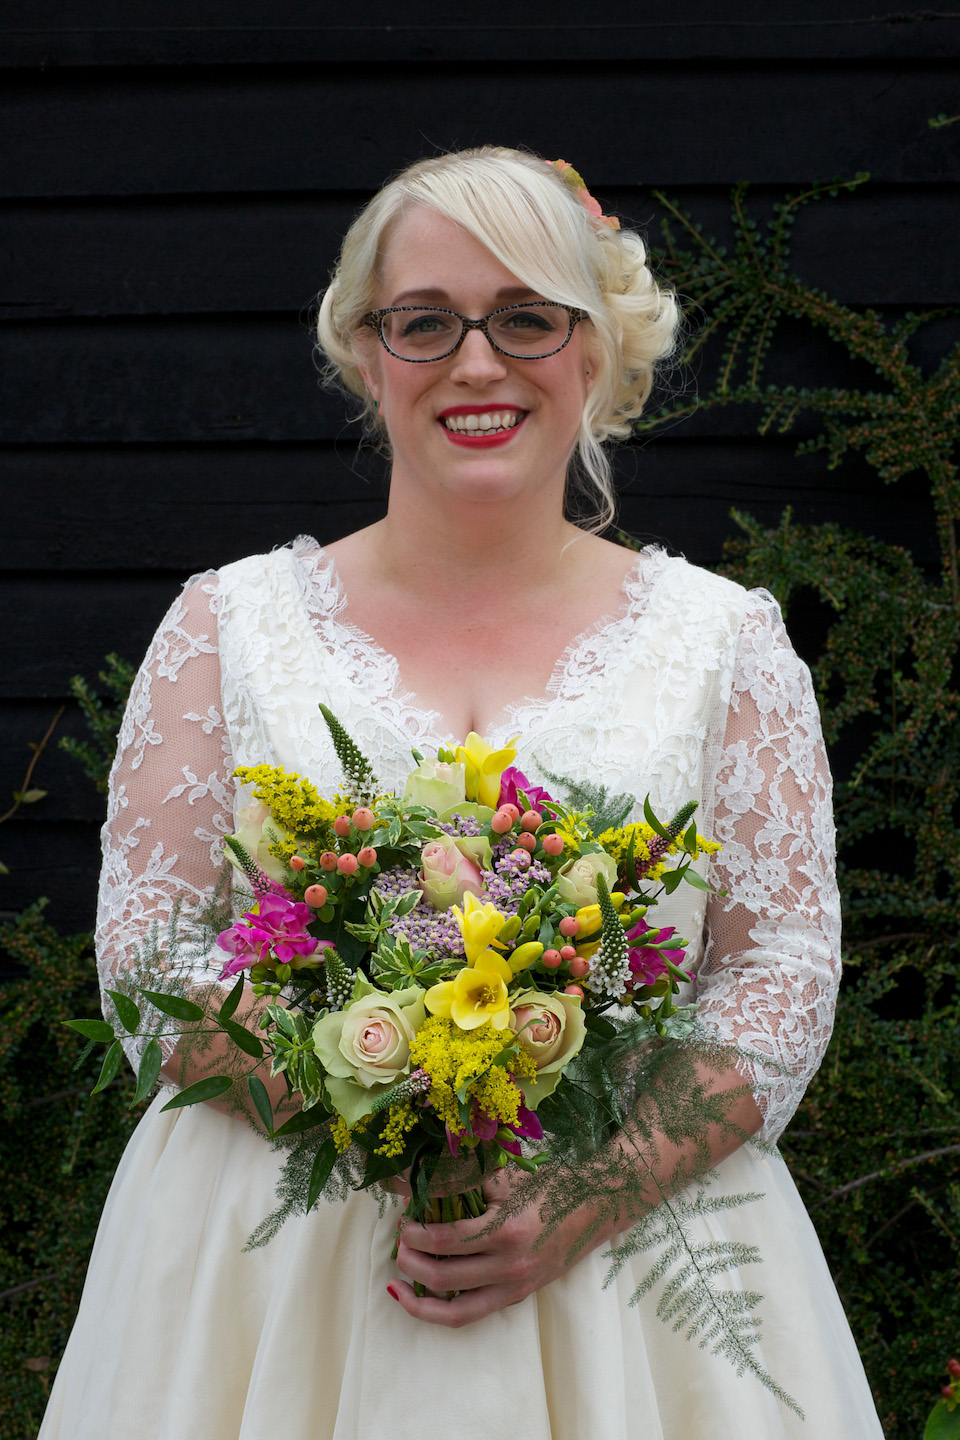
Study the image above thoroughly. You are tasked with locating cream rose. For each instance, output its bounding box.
[312,981,426,1126]
[419,833,484,910]
[509,988,587,1106]
[556,850,619,907]
[404,759,467,817]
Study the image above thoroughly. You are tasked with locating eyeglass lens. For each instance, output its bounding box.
[378,304,573,360]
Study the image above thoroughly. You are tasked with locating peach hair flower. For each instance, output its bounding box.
[548,159,620,230]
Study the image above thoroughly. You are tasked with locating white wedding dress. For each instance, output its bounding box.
[39,538,883,1439]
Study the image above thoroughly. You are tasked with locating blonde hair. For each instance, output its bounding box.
[316,145,680,532]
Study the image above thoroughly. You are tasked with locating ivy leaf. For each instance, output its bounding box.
[306,1138,338,1212]
[219,1017,264,1060]
[217,974,245,1023]
[140,989,205,1023]
[160,1076,233,1111]
[63,1018,115,1044]
[132,1038,163,1105]
[247,1075,274,1135]
[92,1039,124,1094]
[106,988,141,1034]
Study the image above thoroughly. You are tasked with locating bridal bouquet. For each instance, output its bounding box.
[71,708,806,1408]
[75,706,717,1236]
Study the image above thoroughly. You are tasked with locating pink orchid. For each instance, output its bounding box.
[498,766,554,813]
[216,891,327,978]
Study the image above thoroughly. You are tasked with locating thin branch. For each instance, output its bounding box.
[0,706,65,825]
[813,1144,960,1207]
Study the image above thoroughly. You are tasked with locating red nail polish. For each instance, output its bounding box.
[386,1284,400,1302]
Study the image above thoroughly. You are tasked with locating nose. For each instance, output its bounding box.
[448,325,509,386]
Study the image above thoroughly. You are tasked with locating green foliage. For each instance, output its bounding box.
[58,654,135,792]
[0,905,143,1435]
[643,179,960,1437]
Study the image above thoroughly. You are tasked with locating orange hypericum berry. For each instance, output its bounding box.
[290,855,307,871]
[520,809,543,831]
[352,807,375,831]
[337,853,359,875]
[319,851,339,871]
[304,884,328,908]
[357,846,378,867]
[333,815,352,837]
[542,833,564,856]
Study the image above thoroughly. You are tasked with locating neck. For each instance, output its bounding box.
[370,478,588,599]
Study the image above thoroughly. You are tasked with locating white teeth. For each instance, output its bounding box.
[442,410,523,434]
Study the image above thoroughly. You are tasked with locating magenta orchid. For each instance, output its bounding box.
[626,918,689,987]
[216,891,328,978]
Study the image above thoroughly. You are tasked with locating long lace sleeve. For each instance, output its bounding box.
[697,590,841,1144]
[95,573,236,1070]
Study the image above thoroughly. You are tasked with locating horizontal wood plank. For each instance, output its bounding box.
[1,439,940,573]
[9,309,956,445]
[2,186,957,320]
[3,63,957,198]
[3,3,959,64]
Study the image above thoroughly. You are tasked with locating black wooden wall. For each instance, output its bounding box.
[2,2,958,941]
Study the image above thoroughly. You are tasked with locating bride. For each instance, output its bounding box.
[39,146,884,1437]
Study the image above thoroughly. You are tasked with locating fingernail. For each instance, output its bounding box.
[386,1284,400,1303]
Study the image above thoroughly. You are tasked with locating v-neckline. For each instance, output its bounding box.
[291,536,665,749]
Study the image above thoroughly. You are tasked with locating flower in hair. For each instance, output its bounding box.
[548,159,620,230]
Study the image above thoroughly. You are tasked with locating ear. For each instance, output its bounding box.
[357,361,380,407]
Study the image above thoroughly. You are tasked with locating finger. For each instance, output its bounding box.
[398,1212,501,1256]
[387,1278,510,1328]
[395,1237,503,1294]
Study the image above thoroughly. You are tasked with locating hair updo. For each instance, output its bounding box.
[316,145,680,532]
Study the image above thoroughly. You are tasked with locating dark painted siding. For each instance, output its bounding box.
[2,3,958,936]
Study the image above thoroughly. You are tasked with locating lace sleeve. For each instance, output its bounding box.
[697,590,841,1144]
[95,573,236,1070]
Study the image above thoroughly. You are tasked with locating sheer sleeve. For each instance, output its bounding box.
[697,590,841,1144]
[95,573,236,1070]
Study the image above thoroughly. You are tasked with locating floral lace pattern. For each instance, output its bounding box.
[96,539,840,1141]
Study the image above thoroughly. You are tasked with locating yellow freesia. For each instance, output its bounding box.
[575,895,626,940]
[452,892,508,964]
[425,950,513,1030]
[506,941,544,976]
[455,732,518,810]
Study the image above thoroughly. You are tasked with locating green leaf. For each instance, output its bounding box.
[272,1108,331,1139]
[92,1039,124,1093]
[923,1400,960,1440]
[584,1012,618,1038]
[680,867,713,892]
[106,988,142,1034]
[248,1074,274,1134]
[217,974,245,1022]
[64,1018,115,1044]
[132,1037,163,1105]
[219,1017,264,1060]
[0,858,9,874]
[140,989,206,1022]
[160,1075,233,1111]
[307,1138,338,1212]
[16,787,48,804]
[642,795,669,838]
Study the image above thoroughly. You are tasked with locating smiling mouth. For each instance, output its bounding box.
[440,409,526,435]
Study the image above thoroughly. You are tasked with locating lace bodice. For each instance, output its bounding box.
[96,538,841,1144]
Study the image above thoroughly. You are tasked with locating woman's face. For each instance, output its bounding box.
[357,206,594,514]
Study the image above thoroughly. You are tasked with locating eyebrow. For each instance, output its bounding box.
[389,285,542,306]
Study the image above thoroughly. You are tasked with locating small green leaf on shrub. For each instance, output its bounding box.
[140,989,205,1022]
[106,988,141,1033]
[64,1018,115,1044]
[92,1039,124,1093]
[132,1038,163,1105]
[15,788,48,804]
[160,1075,233,1111]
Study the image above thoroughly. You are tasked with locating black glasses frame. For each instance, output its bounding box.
[361,302,585,363]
